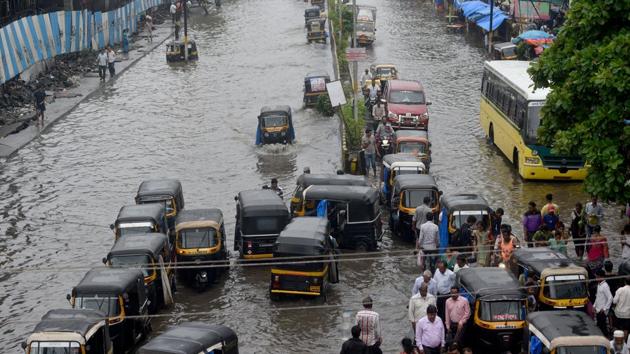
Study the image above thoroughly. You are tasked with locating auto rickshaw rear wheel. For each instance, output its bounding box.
[355,241,369,253]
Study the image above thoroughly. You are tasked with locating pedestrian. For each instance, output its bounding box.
[368,79,379,101]
[542,206,559,231]
[356,296,382,354]
[361,129,376,177]
[433,260,455,321]
[525,280,538,312]
[610,330,629,354]
[493,224,519,267]
[441,248,458,271]
[613,278,630,339]
[587,225,609,273]
[122,28,129,54]
[361,68,372,88]
[413,197,433,236]
[372,99,386,122]
[605,260,622,297]
[400,337,420,354]
[341,325,368,354]
[107,46,116,77]
[473,221,491,266]
[571,202,587,259]
[33,86,46,128]
[522,201,542,247]
[490,208,504,237]
[453,216,475,253]
[548,226,567,255]
[412,269,438,297]
[445,286,470,345]
[541,193,559,217]
[145,15,153,43]
[409,283,437,332]
[453,254,468,273]
[585,196,604,239]
[594,269,612,338]
[446,343,461,354]
[417,212,439,272]
[269,178,283,199]
[97,48,108,81]
[532,225,552,247]
[415,305,445,354]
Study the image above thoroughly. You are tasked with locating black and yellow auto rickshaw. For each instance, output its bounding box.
[270,217,338,299]
[234,189,290,259]
[457,267,527,353]
[527,311,610,354]
[68,268,151,353]
[175,208,228,288]
[290,173,369,217]
[440,194,493,246]
[512,247,589,311]
[110,204,169,240]
[255,106,296,145]
[303,72,330,107]
[380,153,426,207]
[304,6,321,24]
[138,322,239,354]
[135,179,185,232]
[22,309,113,354]
[492,42,517,60]
[389,174,440,241]
[301,185,382,251]
[104,233,175,314]
[306,18,327,43]
[166,39,199,62]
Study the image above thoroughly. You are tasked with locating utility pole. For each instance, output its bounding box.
[488,0,493,54]
[351,0,358,121]
[184,1,189,62]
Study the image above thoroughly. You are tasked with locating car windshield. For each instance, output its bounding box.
[389,90,425,104]
[110,254,153,277]
[543,275,587,299]
[523,101,544,144]
[179,228,218,248]
[77,296,119,316]
[556,346,608,354]
[243,217,284,235]
[403,189,435,208]
[479,300,524,322]
[398,142,426,154]
[29,342,81,354]
[357,22,374,32]
[262,115,287,128]
[452,210,489,228]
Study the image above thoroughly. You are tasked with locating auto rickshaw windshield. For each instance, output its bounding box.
[478,300,524,322]
[403,189,435,208]
[110,255,153,277]
[542,274,587,299]
[179,228,218,248]
[390,90,425,104]
[357,22,374,32]
[377,67,393,76]
[452,210,489,228]
[243,216,285,235]
[77,296,120,316]
[556,346,607,354]
[262,115,288,128]
[119,223,153,237]
[30,341,81,354]
[399,142,427,154]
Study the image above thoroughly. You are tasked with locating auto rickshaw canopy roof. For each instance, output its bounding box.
[28,309,107,345]
[493,41,517,51]
[115,204,165,225]
[107,233,169,260]
[74,268,144,296]
[305,7,321,16]
[382,153,424,169]
[527,311,610,351]
[304,185,379,204]
[296,173,369,189]
[237,189,289,218]
[441,194,490,212]
[137,322,238,354]
[513,247,582,276]
[175,208,223,232]
[393,174,438,192]
[457,267,525,301]
[395,130,428,139]
[136,179,184,208]
[274,217,330,256]
[259,105,292,119]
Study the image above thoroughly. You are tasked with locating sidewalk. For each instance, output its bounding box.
[0,24,173,158]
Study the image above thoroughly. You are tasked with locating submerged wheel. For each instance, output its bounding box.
[355,242,368,253]
[512,148,519,169]
[488,124,495,145]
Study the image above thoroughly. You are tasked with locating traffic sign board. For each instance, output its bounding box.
[345,47,367,62]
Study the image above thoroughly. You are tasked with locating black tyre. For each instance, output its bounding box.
[355,241,369,253]
[512,148,519,169]
[489,124,495,145]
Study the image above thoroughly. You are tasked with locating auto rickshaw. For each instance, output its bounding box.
[301,185,382,251]
[370,63,398,82]
[306,18,327,43]
[104,233,175,314]
[270,217,339,299]
[389,174,439,241]
[512,247,589,311]
[304,6,321,25]
[290,173,369,217]
[135,179,185,232]
[380,153,426,207]
[303,72,330,107]
[22,309,113,354]
[234,189,290,259]
[137,322,239,354]
[457,268,527,353]
[110,204,169,240]
[492,42,517,60]
[527,311,610,354]
[311,0,325,9]
[175,208,228,288]
[255,105,295,145]
[440,194,492,247]
[166,39,199,62]
[394,130,431,170]
[68,268,151,353]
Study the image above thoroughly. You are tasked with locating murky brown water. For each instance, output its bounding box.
[0,0,626,352]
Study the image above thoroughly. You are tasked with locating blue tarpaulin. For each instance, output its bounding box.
[439,207,449,253]
[317,200,328,218]
[455,0,507,31]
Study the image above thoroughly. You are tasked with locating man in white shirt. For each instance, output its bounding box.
[96,49,108,81]
[106,46,116,77]
[412,270,438,296]
[453,254,469,273]
[611,330,629,354]
[594,269,612,337]
[356,296,382,352]
[417,212,439,271]
[360,68,372,88]
[433,260,455,321]
[614,278,630,339]
[409,283,437,332]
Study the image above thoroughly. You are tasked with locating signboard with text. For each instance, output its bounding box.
[345,47,367,62]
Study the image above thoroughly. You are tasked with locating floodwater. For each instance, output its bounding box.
[0,0,625,352]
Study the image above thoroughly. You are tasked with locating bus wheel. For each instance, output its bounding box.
[488,124,495,145]
[512,149,519,168]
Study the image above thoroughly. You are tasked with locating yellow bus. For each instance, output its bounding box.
[479,61,587,180]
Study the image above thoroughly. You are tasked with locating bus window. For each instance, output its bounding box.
[524,101,544,144]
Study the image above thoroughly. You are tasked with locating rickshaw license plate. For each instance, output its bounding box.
[309,286,321,293]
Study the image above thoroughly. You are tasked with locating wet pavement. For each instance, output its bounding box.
[0,0,626,353]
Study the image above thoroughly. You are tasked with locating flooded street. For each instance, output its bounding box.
[0,0,625,352]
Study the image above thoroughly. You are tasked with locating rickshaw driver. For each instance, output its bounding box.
[493,224,519,268]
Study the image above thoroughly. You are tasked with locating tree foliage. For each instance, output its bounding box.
[529,0,630,202]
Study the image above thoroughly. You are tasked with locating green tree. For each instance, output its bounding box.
[529,0,630,202]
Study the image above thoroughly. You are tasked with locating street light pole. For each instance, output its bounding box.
[352,0,358,121]
[488,0,493,53]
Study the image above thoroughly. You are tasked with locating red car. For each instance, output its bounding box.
[383,80,431,130]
